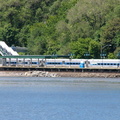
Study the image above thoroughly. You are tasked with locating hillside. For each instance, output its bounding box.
[0,0,120,58]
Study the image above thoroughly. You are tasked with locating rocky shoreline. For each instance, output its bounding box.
[0,71,120,78]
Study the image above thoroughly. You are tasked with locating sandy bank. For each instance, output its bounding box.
[54,72,120,78]
[0,71,26,77]
[0,71,120,78]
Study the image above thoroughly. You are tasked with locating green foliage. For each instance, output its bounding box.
[89,40,100,58]
[16,26,29,47]
[70,38,92,58]
[0,0,119,58]
[114,47,120,58]
[100,18,120,53]
[107,53,115,59]
[0,24,19,46]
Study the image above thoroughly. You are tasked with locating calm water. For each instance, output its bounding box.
[0,77,120,120]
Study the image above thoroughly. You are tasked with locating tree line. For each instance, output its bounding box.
[0,0,120,58]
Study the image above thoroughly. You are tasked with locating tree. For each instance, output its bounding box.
[27,23,48,55]
[70,38,92,58]
[89,40,100,58]
[100,18,120,53]
[0,24,19,46]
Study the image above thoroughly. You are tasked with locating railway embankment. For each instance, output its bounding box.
[0,71,120,78]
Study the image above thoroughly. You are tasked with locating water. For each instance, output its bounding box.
[0,77,120,120]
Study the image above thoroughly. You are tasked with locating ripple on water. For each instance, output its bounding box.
[0,77,120,120]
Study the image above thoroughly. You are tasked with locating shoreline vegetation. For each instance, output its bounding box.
[0,71,120,78]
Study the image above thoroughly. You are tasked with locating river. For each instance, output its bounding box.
[0,77,120,120]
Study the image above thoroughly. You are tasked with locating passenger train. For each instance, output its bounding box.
[5,58,120,68]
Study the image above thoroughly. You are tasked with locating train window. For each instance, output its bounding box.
[47,62,51,64]
[11,62,16,64]
[32,62,37,64]
[18,60,22,62]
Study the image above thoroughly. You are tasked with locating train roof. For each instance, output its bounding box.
[0,55,70,59]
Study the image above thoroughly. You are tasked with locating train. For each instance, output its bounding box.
[4,58,120,68]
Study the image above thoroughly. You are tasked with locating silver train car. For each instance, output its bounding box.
[5,58,120,68]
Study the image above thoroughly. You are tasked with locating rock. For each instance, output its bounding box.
[25,71,32,76]
[24,71,60,77]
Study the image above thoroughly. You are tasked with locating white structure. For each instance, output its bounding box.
[0,41,19,56]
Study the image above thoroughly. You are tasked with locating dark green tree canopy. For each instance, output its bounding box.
[0,0,119,58]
